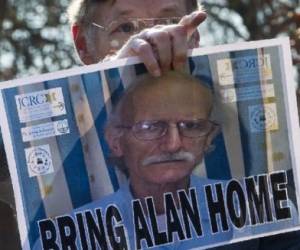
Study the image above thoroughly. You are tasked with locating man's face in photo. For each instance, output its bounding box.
[111,72,216,187]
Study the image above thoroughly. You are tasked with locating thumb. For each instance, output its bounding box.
[179,10,207,38]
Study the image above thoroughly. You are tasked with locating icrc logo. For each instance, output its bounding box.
[16,92,57,110]
[15,87,66,123]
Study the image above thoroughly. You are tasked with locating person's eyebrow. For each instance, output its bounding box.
[115,9,134,17]
[102,9,133,25]
[113,4,183,19]
[111,3,145,19]
[157,4,185,17]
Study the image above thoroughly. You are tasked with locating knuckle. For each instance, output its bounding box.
[126,35,141,47]
[136,42,152,54]
[172,25,187,36]
[157,30,170,40]
[140,28,152,36]
[146,30,170,43]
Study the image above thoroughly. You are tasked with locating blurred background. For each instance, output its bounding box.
[0,0,299,249]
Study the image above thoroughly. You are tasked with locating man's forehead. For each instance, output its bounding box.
[96,0,187,22]
[122,72,213,122]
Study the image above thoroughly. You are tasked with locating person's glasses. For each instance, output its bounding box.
[92,17,182,36]
[118,119,218,141]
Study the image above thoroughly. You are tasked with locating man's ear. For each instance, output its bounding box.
[105,128,124,157]
[204,124,220,152]
[72,24,94,65]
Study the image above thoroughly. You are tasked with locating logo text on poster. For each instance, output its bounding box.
[15,87,66,123]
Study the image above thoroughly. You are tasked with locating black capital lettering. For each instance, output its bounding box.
[165,193,185,242]
[245,175,272,225]
[270,172,291,220]
[39,219,59,250]
[75,213,88,250]
[106,205,128,250]
[146,197,168,246]
[205,183,228,233]
[133,200,153,249]
[226,180,247,228]
[178,188,202,238]
[57,216,77,250]
[85,209,108,250]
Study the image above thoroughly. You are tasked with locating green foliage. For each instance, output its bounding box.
[0,0,78,81]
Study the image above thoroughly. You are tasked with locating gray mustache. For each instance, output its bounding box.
[142,151,195,166]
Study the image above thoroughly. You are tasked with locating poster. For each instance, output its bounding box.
[0,37,300,249]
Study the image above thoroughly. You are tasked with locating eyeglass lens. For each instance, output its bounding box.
[92,17,182,51]
[132,120,213,140]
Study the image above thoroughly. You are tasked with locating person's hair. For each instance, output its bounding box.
[67,0,201,26]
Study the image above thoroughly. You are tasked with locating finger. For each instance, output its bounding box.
[164,25,188,71]
[143,30,172,73]
[179,10,207,38]
[130,38,162,77]
[115,37,161,77]
[188,31,200,49]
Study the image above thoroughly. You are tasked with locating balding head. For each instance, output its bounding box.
[112,71,213,127]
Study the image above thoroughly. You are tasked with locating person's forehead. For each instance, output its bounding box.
[94,0,187,23]
[127,76,212,122]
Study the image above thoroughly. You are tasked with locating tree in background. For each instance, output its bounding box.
[0,0,75,80]
[202,0,299,75]
[0,0,299,83]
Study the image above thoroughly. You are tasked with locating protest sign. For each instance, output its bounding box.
[0,37,299,249]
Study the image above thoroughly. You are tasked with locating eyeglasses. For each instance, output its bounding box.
[92,17,182,36]
[118,119,218,141]
[91,17,182,50]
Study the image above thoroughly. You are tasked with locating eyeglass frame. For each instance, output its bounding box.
[91,16,183,35]
[117,119,219,141]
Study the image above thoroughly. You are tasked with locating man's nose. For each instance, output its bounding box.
[160,124,182,152]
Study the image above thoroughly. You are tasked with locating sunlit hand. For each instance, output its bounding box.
[113,11,207,77]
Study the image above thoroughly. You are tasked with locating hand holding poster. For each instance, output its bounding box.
[0,38,300,249]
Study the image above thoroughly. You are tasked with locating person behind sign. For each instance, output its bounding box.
[68,0,205,76]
